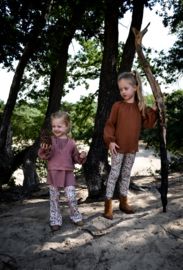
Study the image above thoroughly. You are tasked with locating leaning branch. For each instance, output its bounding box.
[132,23,168,212]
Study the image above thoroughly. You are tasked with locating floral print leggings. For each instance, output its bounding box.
[49,185,82,226]
[106,153,136,200]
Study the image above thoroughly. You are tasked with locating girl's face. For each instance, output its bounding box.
[118,78,137,103]
[52,118,68,138]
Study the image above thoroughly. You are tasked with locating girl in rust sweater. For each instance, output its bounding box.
[103,70,158,219]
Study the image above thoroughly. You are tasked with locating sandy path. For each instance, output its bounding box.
[0,173,183,270]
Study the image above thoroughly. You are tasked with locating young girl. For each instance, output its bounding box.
[38,111,87,231]
[103,70,158,219]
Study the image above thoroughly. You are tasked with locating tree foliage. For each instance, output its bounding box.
[141,90,183,171]
[154,0,183,81]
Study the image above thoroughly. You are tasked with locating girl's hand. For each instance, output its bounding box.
[152,100,157,111]
[109,142,120,156]
[80,151,86,159]
[40,143,51,153]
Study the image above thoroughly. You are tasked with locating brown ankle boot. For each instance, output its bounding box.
[51,225,61,231]
[104,197,113,219]
[75,220,84,226]
[119,195,135,214]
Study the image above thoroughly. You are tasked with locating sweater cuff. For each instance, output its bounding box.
[38,148,52,160]
[105,137,116,149]
[150,107,158,115]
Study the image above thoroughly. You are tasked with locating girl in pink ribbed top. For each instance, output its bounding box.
[38,111,87,231]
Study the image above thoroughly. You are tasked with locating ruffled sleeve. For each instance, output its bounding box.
[72,141,87,165]
[142,107,158,129]
[103,102,119,149]
[38,145,53,160]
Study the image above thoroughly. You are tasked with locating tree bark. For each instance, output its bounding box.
[83,1,120,198]
[132,24,168,212]
[119,0,145,73]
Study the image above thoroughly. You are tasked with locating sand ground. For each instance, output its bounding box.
[0,146,183,270]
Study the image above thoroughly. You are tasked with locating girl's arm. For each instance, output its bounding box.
[103,102,118,149]
[142,101,158,129]
[72,142,87,165]
[38,143,53,160]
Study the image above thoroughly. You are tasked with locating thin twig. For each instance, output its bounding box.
[159,225,183,241]
[50,248,67,254]
[0,259,16,270]
[0,254,16,263]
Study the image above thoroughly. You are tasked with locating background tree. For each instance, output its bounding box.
[83,0,150,198]
[0,0,53,190]
[154,0,183,82]
[0,0,106,193]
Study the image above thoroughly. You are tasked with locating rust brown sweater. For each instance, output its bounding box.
[103,101,158,153]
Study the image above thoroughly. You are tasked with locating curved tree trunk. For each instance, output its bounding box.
[22,36,75,195]
[83,1,120,198]
[0,0,53,189]
[0,1,86,195]
[0,0,53,151]
[22,4,86,195]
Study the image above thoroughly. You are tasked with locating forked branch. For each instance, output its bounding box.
[132,23,168,212]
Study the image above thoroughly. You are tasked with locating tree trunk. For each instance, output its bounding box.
[22,4,86,195]
[22,36,74,195]
[0,0,53,189]
[1,146,31,188]
[83,0,146,198]
[0,1,86,195]
[118,0,145,73]
[83,2,120,198]
[132,24,168,212]
[118,0,146,191]
[0,0,53,151]
[0,124,13,190]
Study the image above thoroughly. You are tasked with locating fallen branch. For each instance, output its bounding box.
[50,248,67,254]
[130,180,145,191]
[83,213,149,239]
[159,225,183,241]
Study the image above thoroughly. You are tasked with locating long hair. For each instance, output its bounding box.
[117,70,146,116]
[51,111,72,138]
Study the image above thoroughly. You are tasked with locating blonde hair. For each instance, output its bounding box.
[51,111,72,138]
[117,70,146,116]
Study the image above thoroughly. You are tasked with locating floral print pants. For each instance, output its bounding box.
[49,185,82,226]
[106,153,136,200]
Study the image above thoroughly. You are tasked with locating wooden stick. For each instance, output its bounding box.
[159,224,183,241]
[132,23,168,212]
